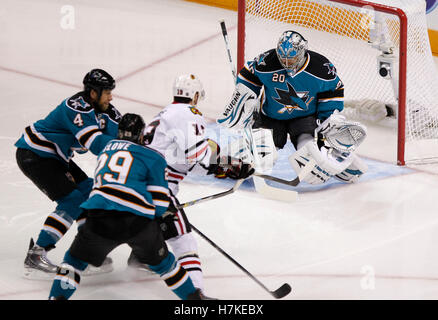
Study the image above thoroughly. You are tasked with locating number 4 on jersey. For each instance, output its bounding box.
[73,113,84,127]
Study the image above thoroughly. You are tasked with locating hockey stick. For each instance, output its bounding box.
[190,223,292,299]
[219,20,298,202]
[177,179,244,209]
[254,157,317,187]
[219,19,237,80]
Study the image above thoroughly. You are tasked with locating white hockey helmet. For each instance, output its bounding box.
[172,74,205,102]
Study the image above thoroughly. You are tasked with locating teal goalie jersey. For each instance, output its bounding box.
[237,49,344,121]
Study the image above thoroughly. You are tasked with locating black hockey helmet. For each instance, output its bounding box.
[83,69,116,96]
[117,113,145,144]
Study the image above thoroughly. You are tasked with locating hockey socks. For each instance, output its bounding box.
[36,189,86,249]
[149,252,198,300]
[167,233,204,291]
[48,250,88,300]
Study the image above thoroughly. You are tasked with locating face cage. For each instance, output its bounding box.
[277,50,306,75]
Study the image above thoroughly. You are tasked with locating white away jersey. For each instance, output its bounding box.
[144,103,212,195]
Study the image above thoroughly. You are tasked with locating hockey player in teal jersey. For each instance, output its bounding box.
[49,113,206,300]
[15,69,121,278]
[218,31,368,185]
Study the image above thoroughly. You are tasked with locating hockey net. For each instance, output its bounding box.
[237,0,438,165]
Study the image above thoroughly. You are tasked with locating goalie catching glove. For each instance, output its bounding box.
[291,111,368,185]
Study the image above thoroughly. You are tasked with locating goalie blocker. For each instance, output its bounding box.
[217,83,260,129]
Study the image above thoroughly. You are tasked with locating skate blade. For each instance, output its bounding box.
[126,263,156,277]
[23,266,56,281]
[82,264,114,276]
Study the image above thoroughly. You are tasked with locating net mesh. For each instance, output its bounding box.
[243,0,438,163]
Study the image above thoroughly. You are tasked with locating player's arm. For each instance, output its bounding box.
[102,104,122,137]
[64,106,115,156]
[316,76,344,121]
[190,138,254,180]
[145,154,171,217]
[178,112,220,174]
[236,62,264,95]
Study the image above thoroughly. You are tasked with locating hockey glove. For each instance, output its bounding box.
[207,156,254,180]
[214,166,228,179]
[223,158,255,180]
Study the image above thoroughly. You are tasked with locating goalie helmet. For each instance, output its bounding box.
[117,113,145,144]
[83,68,116,95]
[172,74,205,102]
[276,31,308,76]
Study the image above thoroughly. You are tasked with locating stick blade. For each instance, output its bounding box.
[271,283,292,299]
[253,176,298,202]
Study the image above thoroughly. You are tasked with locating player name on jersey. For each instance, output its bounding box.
[101,141,130,152]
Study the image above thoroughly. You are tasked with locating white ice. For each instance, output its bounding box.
[1,0,438,300]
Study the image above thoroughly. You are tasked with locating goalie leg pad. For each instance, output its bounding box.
[291,140,354,185]
[334,154,368,183]
[223,128,278,170]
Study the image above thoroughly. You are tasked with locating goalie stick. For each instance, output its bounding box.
[219,19,237,80]
[219,20,299,202]
[190,223,292,299]
[254,156,317,187]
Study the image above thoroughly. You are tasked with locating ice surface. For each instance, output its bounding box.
[1,0,438,300]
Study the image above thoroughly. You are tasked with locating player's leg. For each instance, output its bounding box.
[127,214,207,300]
[253,112,289,149]
[16,148,89,277]
[286,115,318,150]
[66,160,114,275]
[160,196,205,291]
[49,210,121,300]
[67,159,93,228]
[128,195,205,293]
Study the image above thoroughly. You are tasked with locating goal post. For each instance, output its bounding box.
[237,0,438,166]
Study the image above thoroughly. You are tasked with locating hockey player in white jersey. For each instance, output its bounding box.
[218,30,368,185]
[128,74,254,296]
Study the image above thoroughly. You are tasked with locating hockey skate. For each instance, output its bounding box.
[23,238,58,280]
[82,257,114,276]
[126,251,155,275]
[187,288,217,300]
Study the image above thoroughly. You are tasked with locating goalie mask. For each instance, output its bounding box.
[276,31,308,76]
[173,74,205,103]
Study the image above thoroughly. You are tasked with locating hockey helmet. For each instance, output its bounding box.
[172,74,205,102]
[276,31,308,75]
[117,113,145,144]
[83,69,116,95]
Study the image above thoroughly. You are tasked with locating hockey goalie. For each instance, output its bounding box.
[217,30,368,185]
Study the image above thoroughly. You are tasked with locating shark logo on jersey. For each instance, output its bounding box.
[68,96,91,111]
[255,51,269,66]
[324,63,337,76]
[274,82,309,114]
